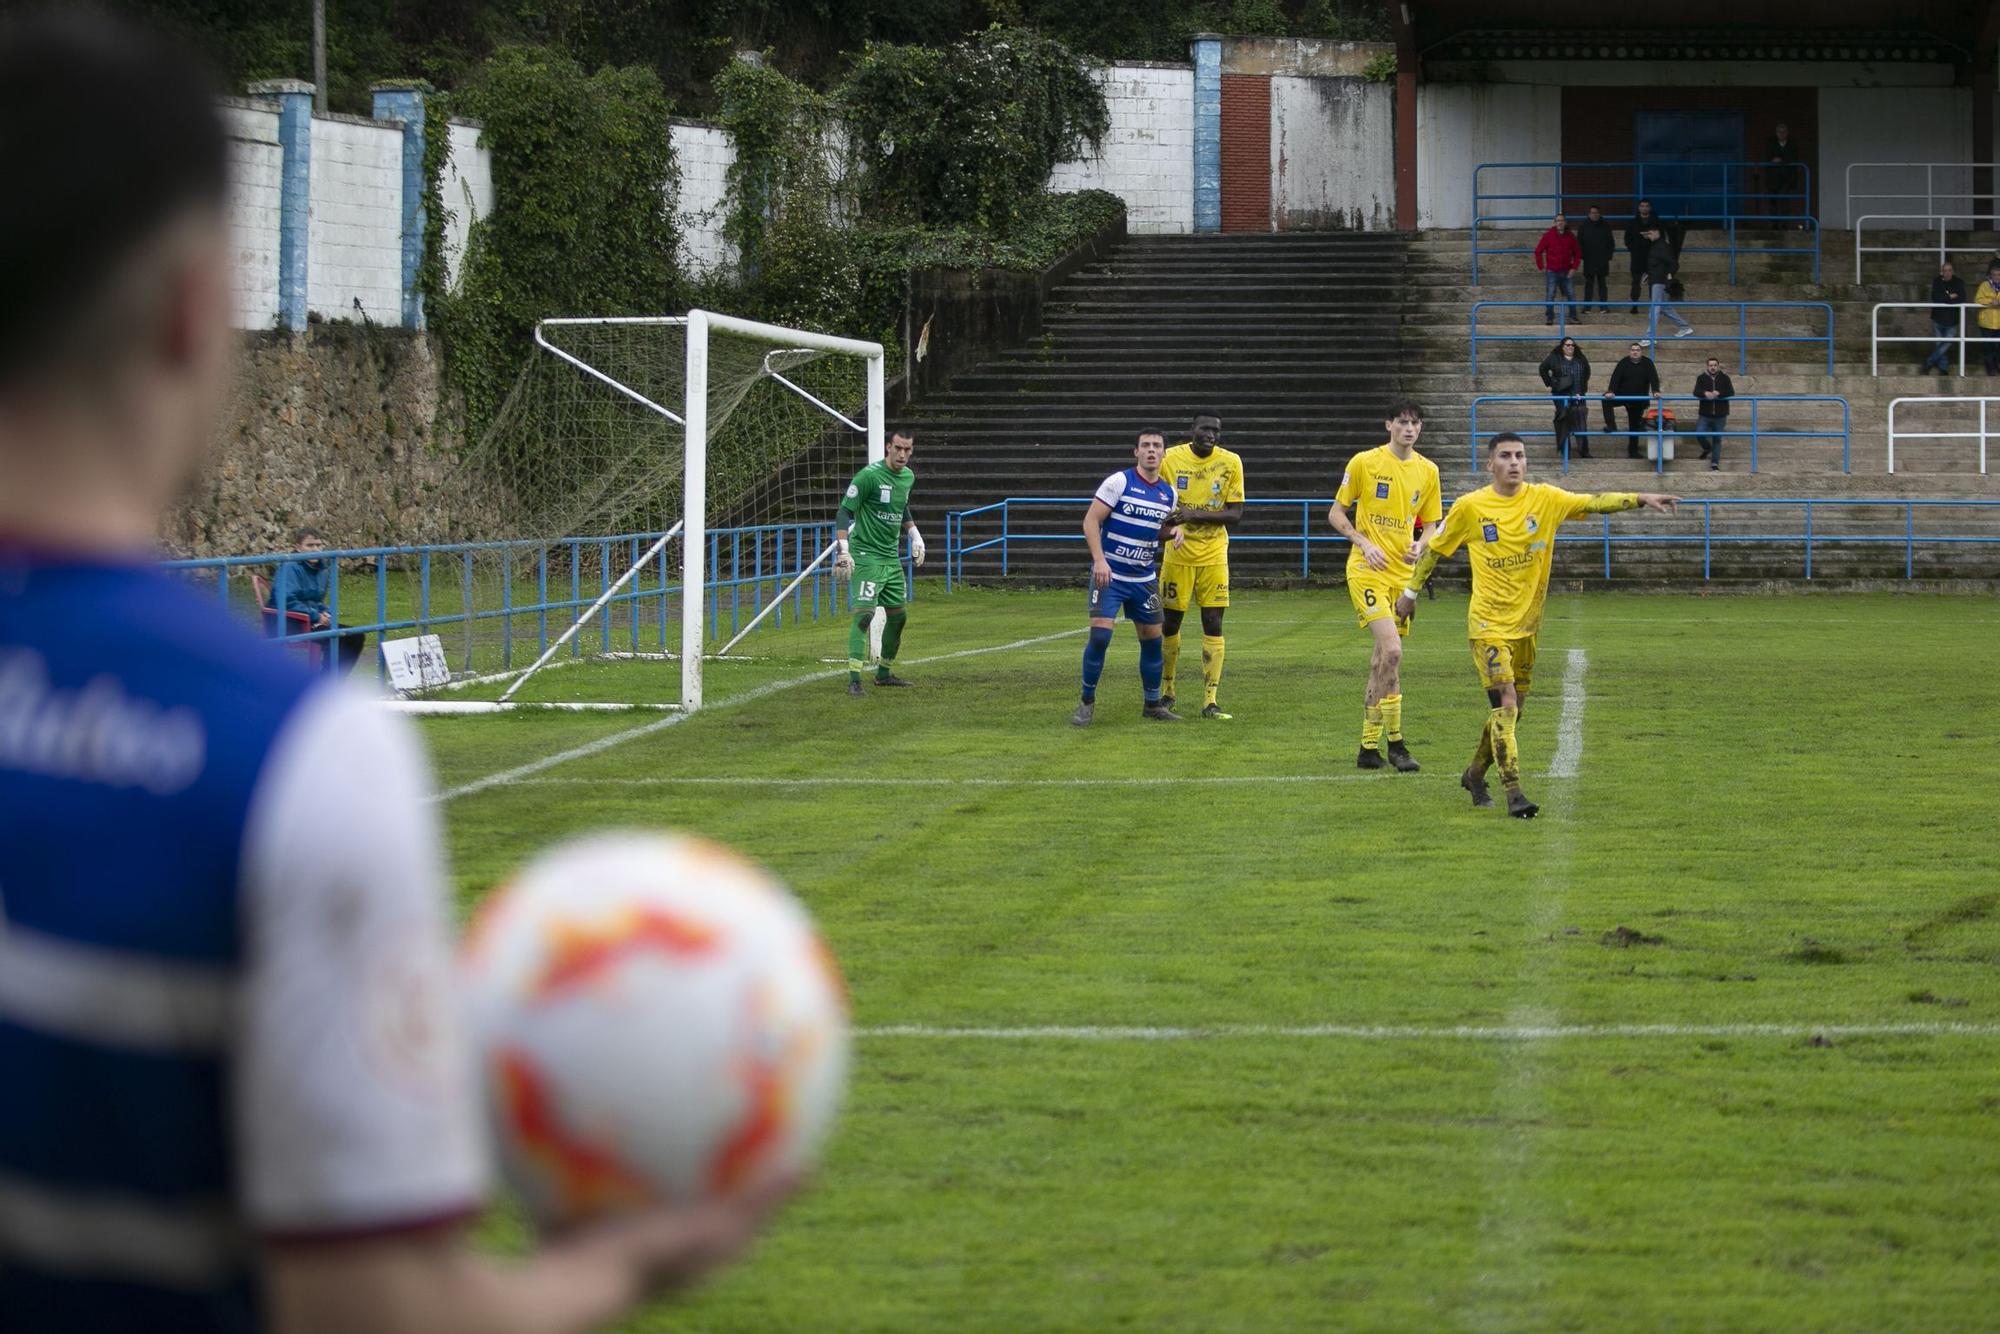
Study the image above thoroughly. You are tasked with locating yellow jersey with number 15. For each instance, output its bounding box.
[1160,443,1245,567]
[1426,482,1601,639]
[1336,444,1442,584]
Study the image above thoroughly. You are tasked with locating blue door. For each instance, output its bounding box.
[1633,111,1744,223]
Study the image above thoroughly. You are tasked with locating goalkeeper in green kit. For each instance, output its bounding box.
[833,429,924,695]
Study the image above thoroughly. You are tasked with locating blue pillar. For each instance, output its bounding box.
[1191,35,1222,234]
[372,82,430,330]
[251,79,314,332]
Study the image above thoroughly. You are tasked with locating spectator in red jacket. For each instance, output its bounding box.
[1534,213,1582,326]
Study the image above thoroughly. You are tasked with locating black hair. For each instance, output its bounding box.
[887,427,916,443]
[1135,428,1167,443]
[1383,398,1424,423]
[0,9,227,388]
[1486,431,1525,453]
[293,525,324,543]
[1191,410,1221,424]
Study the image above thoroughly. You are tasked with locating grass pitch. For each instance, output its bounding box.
[423,586,2000,1332]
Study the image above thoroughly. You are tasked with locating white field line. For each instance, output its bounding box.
[434,628,1084,803]
[1548,648,1587,778]
[853,1022,2000,1041]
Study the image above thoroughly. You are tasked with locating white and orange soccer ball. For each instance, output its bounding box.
[459,832,850,1225]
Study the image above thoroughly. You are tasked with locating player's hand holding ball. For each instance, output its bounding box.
[460,832,850,1245]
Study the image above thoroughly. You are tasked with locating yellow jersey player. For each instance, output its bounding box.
[1403,432,1677,818]
[1327,400,1442,772]
[1159,411,1245,719]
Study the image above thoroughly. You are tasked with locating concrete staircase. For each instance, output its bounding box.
[901,224,2000,585]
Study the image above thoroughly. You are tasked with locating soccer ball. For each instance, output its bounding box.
[460,831,850,1225]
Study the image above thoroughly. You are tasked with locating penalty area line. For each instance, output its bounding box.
[434,627,1085,804]
[854,1022,2000,1041]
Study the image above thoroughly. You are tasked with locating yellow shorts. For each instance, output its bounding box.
[1348,574,1411,637]
[1471,635,1538,693]
[1161,561,1229,611]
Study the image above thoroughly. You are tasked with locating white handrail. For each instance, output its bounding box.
[1886,396,1997,475]
[1845,162,1999,229]
[1853,213,2000,283]
[1869,302,1984,377]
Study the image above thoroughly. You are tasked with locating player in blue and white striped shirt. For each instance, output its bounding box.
[1074,431,1183,725]
[0,13,787,1332]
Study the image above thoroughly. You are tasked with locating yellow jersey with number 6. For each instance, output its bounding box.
[1161,443,1245,567]
[1335,444,1441,585]
[1427,483,1598,639]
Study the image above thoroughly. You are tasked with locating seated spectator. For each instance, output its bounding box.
[1533,212,1582,326]
[269,525,367,673]
[1539,336,1592,459]
[1692,357,1734,471]
[1925,260,1968,375]
[1973,260,2000,376]
[1602,341,1661,459]
[1577,205,1615,313]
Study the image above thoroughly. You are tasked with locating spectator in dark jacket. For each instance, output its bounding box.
[1539,337,1593,459]
[1644,227,1693,343]
[1762,121,1803,225]
[1602,341,1661,458]
[1692,358,1734,470]
[1624,200,1659,311]
[1577,205,1616,313]
[270,526,368,674]
[1926,260,1969,375]
[1533,213,1582,325]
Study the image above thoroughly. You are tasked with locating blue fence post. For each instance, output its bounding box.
[1703,503,1712,580]
[1804,502,1814,579]
[250,79,313,332]
[1841,398,1851,473]
[1750,398,1760,474]
[569,541,582,657]
[369,82,429,329]
[459,557,473,671]
[1001,502,1010,577]
[1468,307,1479,374]
[1602,515,1611,579]
[500,557,512,667]
[1191,35,1222,234]
[1906,504,1916,579]
[1300,500,1311,578]
[1738,304,1748,373]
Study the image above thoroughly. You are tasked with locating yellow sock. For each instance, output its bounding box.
[1489,705,1521,787]
[1381,693,1403,743]
[1470,723,1494,776]
[1201,634,1224,708]
[1161,632,1181,698]
[1361,704,1384,749]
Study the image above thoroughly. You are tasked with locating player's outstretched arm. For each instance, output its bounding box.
[1577,492,1680,516]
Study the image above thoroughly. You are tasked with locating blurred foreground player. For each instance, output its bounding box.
[0,11,788,1332]
[1402,433,1677,819]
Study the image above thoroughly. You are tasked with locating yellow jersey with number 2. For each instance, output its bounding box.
[1426,483,1605,639]
[1161,443,1245,568]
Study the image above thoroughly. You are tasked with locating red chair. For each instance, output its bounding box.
[251,572,326,667]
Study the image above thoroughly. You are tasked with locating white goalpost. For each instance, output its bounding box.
[392,310,885,715]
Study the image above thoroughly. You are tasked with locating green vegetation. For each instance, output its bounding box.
[428,588,2000,1330]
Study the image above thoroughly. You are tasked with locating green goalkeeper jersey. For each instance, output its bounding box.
[839,461,915,560]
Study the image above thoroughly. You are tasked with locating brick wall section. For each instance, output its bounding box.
[307,115,405,324]
[672,121,738,274]
[1219,74,1271,232]
[1048,63,1194,234]
[221,100,282,329]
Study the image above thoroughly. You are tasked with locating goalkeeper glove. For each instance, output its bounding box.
[908,528,926,566]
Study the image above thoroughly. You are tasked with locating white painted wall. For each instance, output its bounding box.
[672,121,737,274]
[1049,63,1194,234]
[1271,76,1393,230]
[1819,88,1973,229]
[307,115,404,323]
[437,120,493,292]
[221,100,282,329]
[1417,84,1561,229]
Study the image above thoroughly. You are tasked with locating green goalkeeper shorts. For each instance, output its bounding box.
[849,556,907,611]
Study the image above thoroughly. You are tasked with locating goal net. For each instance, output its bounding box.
[398,311,885,712]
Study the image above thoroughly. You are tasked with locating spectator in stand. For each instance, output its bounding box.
[1577,205,1615,313]
[1624,199,1659,312]
[1603,341,1661,459]
[1533,212,1582,326]
[1925,260,1968,375]
[1692,356,1734,471]
[1539,337,1592,459]
[1977,260,2000,376]
[269,526,368,674]
[1643,226,1694,344]
[1763,121,1803,226]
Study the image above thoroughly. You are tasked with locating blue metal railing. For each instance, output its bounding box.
[161,521,902,682]
[1470,160,1819,283]
[1469,301,1836,375]
[1468,394,1851,475]
[943,496,2000,585]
